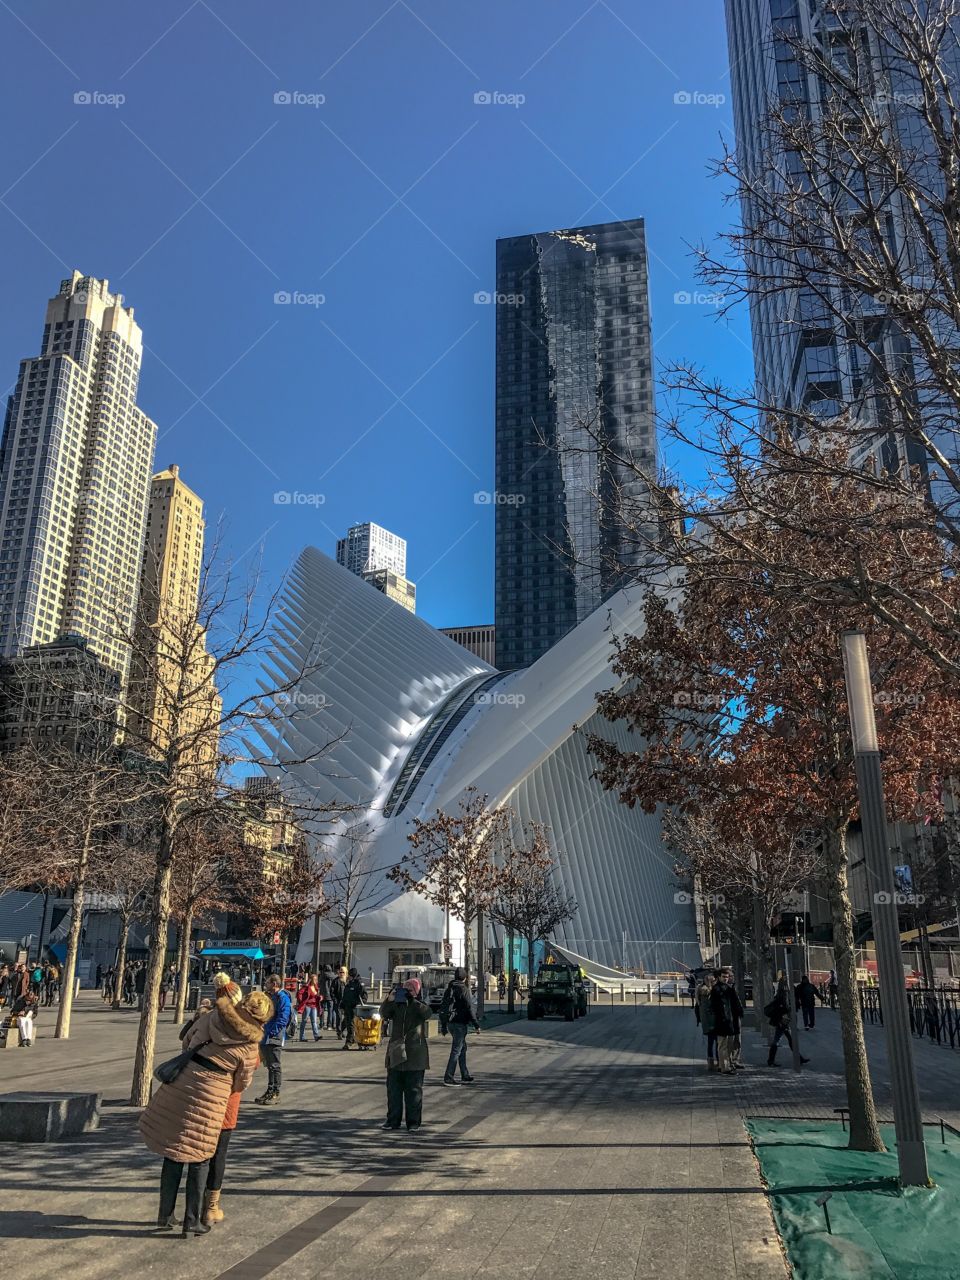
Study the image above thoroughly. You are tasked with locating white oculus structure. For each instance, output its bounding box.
[251,547,698,976]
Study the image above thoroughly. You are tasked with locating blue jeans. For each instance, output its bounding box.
[299,1007,320,1040]
[445,1022,470,1079]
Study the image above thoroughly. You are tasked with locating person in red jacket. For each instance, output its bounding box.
[296,972,323,1043]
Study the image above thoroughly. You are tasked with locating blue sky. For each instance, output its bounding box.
[0,1,752,629]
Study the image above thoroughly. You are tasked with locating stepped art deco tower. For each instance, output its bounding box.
[0,272,157,684]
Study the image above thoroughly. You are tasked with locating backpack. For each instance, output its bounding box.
[763,998,780,1021]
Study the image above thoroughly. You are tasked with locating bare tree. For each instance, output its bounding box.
[322,823,393,968]
[489,821,579,1001]
[106,546,345,1106]
[87,830,155,1011]
[388,789,510,989]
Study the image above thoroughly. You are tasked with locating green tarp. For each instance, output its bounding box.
[747,1119,960,1280]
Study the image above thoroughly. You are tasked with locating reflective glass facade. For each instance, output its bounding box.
[494,219,655,672]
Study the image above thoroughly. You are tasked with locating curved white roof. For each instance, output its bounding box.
[254,548,698,970]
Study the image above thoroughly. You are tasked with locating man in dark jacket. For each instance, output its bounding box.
[795,974,819,1029]
[256,974,292,1104]
[709,969,735,1074]
[134,963,147,1010]
[439,967,479,1085]
[340,968,367,1049]
[319,965,334,1029]
[766,977,810,1067]
[724,970,746,1069]
[378,978,430,1131]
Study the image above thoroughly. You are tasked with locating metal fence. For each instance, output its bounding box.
[857,985,960,1049]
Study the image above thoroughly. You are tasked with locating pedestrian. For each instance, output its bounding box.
[296,972,323,1043]
[318,964,333,1028]
[725,970,746,1069]
[139,987,269,1236]
[439,966,480,1085]
[795,973,819,1030]
[0,963,10,1009]
[158,966,172,1012]
[43,962,60,1007]
[8,989,39,1046]
[30,962,44,998]
[135,963,147,1010]
[255,974,292,1104]
[95,963,103,990]
[379,977,431,1132]
[766,977,810,1067]
[201,975,255,1227]
[340,967,368,1050]
[709,968,736,1074]
[329,966,346,1037]
[695,973,718,1071]
[497,970,507,1001]
[828,967,839,1009]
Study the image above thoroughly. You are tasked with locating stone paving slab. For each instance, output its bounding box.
[4,992,957,1279]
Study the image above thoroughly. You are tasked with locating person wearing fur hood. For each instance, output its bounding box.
[140,986,271,1236]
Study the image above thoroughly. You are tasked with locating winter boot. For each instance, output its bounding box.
[263,1090,281,1106]
[202,1190,223,1225]
[254,1088,274,1105]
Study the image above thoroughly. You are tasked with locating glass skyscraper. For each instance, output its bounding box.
[494,219,656,672]
[724,0,951,475]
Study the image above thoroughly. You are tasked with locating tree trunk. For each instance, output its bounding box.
[825,824,885,1153]
[130,834,175,1107]
[476,908,485,1017]
[112,913,130,1011]
[506,930,515,1014]
[341,918,352,968]
[280,932,289,977]
[174,908,193,1024]
[526,932,536,992]
[752,893,774,1032]
[56,829,92,1039]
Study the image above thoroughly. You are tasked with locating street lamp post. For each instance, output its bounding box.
[841,630,929,1187]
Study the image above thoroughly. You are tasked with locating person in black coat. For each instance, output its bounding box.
[340,968,367,1049]
[723,970,746,1069]
[766,977,810,1066]
[795,974,819,1029]
[319,965,334,1030]
[708,969,735,1074]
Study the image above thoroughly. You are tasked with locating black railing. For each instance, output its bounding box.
[856,984,960,1049]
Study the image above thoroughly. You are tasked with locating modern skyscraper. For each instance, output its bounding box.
[724,0,945,474]
[494,219,656,671]
[127,463,219,759]
[336,521,416,612]
[0,272,157,682]
[336,521,406,576]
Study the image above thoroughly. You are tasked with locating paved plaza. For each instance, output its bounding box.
[3,993,960,1279]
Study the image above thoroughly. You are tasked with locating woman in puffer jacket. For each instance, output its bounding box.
[139,988,271,1236]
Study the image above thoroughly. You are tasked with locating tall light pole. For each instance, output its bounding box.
[841,631,929,1186]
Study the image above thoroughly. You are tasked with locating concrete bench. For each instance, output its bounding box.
[0,1092,101,1142]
